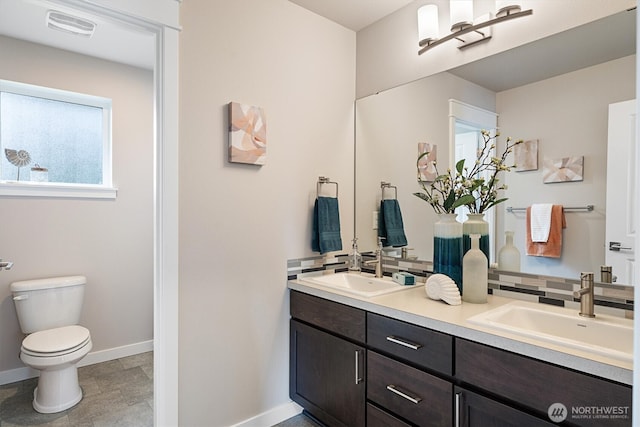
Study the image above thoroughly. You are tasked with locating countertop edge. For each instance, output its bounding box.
[288,280,633,386]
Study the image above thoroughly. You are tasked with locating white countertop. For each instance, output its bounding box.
[288,279,633,385]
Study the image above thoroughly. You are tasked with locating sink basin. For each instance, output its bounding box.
[467,300,633,362]
[300,273,414,297]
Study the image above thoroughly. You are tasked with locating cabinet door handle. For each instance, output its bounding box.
[386,335,423,350]
[386,384,422,404]
[455,392,462,427]
[354,350,363,384]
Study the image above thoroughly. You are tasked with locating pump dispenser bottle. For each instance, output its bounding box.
[349,238,362,272]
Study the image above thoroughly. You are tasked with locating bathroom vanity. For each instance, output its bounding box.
[288,281,632,427]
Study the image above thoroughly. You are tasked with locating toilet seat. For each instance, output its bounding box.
[22,325,91,357]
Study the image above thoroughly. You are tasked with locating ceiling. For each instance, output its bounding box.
[288,0,414,31]
[0,0,155,70]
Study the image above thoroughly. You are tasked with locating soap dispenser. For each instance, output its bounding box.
[349,238,362,272]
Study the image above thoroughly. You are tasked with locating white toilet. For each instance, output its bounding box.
[10,275,92,414]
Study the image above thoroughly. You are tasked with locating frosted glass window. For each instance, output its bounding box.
[0,80,111,187]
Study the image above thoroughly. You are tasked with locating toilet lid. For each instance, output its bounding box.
[22,325,91,356]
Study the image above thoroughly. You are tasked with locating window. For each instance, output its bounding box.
[0,79,115,198]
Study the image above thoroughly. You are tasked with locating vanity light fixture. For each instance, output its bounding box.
[46,10,96,37]
[418,1,532,55]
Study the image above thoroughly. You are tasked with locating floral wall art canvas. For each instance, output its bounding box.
[543,156,584,183]
[228,101,267,165]
[514,139,538,171]
[418,142,437,181]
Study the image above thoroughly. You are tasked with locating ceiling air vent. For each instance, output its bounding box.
[46,10,96,37]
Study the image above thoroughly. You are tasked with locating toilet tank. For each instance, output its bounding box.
[10,276,86,334]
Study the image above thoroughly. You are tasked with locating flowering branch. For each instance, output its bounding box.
[414,131,522,215]
[460,130,523,213]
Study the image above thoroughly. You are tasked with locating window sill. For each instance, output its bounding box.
[0,182,118,199]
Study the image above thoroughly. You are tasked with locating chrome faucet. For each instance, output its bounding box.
[573,272,595,318]
[0,259,14,271]
[364,238,384,278]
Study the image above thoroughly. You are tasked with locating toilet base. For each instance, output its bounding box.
[32,365,83,413]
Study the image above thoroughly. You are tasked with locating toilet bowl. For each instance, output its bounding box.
[10,276,92,413]
[21,325,92,413]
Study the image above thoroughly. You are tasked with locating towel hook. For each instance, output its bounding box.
[317,176,338,198]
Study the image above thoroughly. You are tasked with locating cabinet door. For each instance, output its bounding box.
[455,386,554,427]
[290,320,365,427]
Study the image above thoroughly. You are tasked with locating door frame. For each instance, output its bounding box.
[50,1,180,425]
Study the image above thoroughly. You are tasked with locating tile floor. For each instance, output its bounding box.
[0,351,153,427]
[272,412,323,427]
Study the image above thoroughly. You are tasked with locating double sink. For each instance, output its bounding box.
[299,272,634,364]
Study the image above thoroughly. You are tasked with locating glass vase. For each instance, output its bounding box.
[433,213,463,293]
[463,213,489,264]
[462,234,488,303]
[498,230,521,272]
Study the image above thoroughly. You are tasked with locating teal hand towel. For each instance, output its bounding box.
[312,197,343,254]
[378,199,408,247]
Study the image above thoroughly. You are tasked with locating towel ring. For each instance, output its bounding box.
[381,181,397,200]
[317,176,338,198]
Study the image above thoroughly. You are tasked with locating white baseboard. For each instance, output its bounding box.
[231,401,303,427]
[0,339,154,386]
[79,339,153,367]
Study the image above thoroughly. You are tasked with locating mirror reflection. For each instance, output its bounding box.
[355,9,636,283]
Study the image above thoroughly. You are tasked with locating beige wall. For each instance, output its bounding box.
[0,36,154,375]
[356,0,635,98]
[498,55,636,278]
[178,0,356,425]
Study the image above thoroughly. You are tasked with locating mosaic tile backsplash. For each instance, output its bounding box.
[287,253,634,319]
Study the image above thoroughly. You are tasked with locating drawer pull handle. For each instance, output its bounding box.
[455,392,462,427]
[386,335,423,350]
[386,384,422,404]
[354,350,363,385]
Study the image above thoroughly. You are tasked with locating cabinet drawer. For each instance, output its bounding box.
[290,290,366,343]
[456,339,632,426]
[367,312,453,375]
[455,386,554,426]
[367,403,411,427]
[367,351,452,426]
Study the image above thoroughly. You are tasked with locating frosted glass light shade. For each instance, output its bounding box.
[496,1,521,17]
[450,0,473,31]
[417,4,439,45]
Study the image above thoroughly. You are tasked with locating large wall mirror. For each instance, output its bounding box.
[355,8,636,284]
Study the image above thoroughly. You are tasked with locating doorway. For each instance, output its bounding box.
[0,0,179,424]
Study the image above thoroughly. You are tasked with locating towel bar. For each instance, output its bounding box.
[506,204,594,213]
[381,181,397,200]
[317,176,338,198]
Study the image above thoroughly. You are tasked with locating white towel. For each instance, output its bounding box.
[530,203,553,242]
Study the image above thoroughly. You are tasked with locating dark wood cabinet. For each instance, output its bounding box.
[290,319,365,427]
[290,290,632,427]
[289,292,367,427]
[455,386,555,426]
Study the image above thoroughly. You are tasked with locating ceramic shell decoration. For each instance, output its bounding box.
[5,148,31,180]
[425,273,462,305]
[228,101,267,165]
